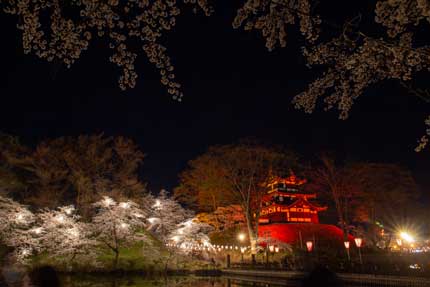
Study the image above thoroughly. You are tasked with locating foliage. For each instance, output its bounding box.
[4,134,146,217]
[196,204,245,232]
[0,0,211,99]
[308,155,419,243]
[175,142,297,253]
[233,0,430,150]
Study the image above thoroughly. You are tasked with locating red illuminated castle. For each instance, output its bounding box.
[259,172,327,224]
[258,172,352,246]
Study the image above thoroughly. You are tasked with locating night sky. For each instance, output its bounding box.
[1,1,429,198]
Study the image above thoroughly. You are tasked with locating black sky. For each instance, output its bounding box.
[1,0,429,197]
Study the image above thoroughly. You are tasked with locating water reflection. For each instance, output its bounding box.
[60,275,299,287]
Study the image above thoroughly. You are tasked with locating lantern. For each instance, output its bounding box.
[306,241,313,252]
[354,238,362,248]
[269,245,275,253]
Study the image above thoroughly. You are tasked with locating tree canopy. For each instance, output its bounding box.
[175,141,298,252]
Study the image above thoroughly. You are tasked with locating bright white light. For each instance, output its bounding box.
[400,232,414,243]
[119,202,130,209]
[238,233,246,241]
[32,227,43,235]
[120,223,129,229]
[171,236,180,243]
[16,213,25,223]
[153,200,161,208]
[64,206,74,215]
[21,249,30,256]
[68,228,79,237]
[147,217,158,224]
[56,215,65,223]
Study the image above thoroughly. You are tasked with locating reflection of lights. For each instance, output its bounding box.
[306,241,313,252]
[119,202,130,209]
[400,232,414,243]
[354,238,363,248]
[238,233,246,241]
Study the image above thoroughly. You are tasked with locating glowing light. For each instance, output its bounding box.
[269,245,274,252]
[344,241,350,249]
[64,206,74,215]
[396,238,403,246]
[68,228,79,237]
[119,202,130,209]
[354,238,363,248]
[120,223,129,229]
[103,197,115,207]
[21,249,30,256]
[56,215,65,223]
[147,217,158,224]
[306,241,313,252]
[16,213,25,222]
[171,236,180,243]
[153,200,161,208]
[274,246,279,253]
[32,227,43,234]
[238,233,246,242]
[400,232,414,243]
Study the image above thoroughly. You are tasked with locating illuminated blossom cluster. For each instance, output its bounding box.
[168,218,213,254]
[0,0,211,98]
[233,0,319,51]
[375,0,430,38]
[293,34,430,119]
[147,190,192,240]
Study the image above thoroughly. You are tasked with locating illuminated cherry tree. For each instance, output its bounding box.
[147,190,192,241]
[91,196,149,269]
[30,206,96,265]
[0,195,36,262]
[168,218,213,253]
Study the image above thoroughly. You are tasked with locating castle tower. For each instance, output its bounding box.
[259,171,327,224]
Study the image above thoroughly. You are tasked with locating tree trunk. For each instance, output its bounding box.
[113,250,119,270]
[245,210,258,254]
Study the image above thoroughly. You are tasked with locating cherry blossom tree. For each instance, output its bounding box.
[168,218,213,254]
[0,195,36,262]
[29,206,97,266]
[146,190,192,241]
[91,196,149,269]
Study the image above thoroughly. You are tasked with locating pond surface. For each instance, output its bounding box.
[60,275,302,287]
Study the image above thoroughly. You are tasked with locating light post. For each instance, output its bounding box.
[344,241,350,261]
[354,238,363,265]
